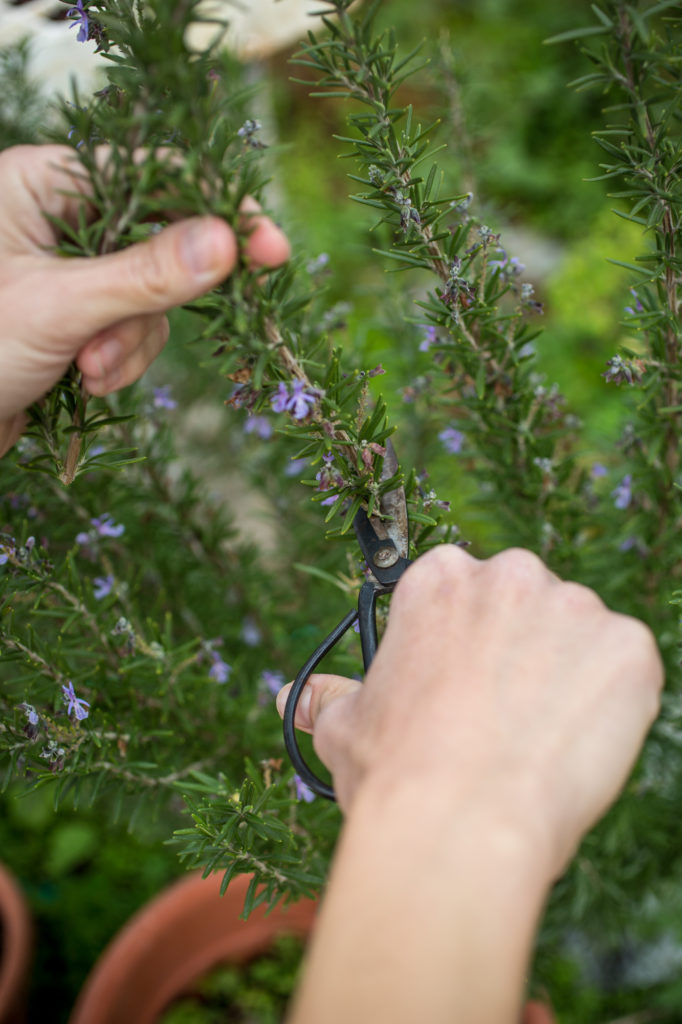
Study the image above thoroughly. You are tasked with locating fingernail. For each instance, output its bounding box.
[180,220,220,278]
[297,684,313,728]
[91,335,122,377]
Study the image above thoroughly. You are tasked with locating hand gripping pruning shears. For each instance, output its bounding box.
[283,441,412,801]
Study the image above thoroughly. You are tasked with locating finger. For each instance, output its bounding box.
[79,315,170,396]
[276,674,363,735]
[0,145,95,252]
[77,312,168,382]
[38,216,238,337]
[0,412,28,458]
[239,197,291,269]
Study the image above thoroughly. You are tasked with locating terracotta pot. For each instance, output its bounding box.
[521,999,557,1024]
[68,871,317,1024]
[0,862,32,1024]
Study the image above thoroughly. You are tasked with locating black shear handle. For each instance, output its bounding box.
[283,581,379,802]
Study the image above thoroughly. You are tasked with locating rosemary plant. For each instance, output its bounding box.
[1,0,682,1014]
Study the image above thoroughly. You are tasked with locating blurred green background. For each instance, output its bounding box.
[0,0,653,1019]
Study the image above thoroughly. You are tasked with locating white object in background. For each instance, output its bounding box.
[190,0,331,58]
[0,0,105,98]
[0,0,337,103]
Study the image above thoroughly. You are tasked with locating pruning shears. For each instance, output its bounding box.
[283,441,412,801]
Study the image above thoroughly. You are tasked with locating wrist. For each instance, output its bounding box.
[294,765,553,1024]
[347,761,559,892]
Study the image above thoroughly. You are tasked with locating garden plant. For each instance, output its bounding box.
[0,0,681,1018]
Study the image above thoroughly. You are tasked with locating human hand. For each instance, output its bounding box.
[277,545,663,878]
[0,144,290,455]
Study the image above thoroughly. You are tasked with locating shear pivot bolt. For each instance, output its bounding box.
[373,547,399,568]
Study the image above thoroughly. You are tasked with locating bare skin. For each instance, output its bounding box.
[277,545,664,1023]
[0,143,665,1024]
[0,143,290,454]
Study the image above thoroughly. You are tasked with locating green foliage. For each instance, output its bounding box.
[158,934,304,1024]
[0,0,682,1018]
[0,39,45,146]
[0,785,181,1020]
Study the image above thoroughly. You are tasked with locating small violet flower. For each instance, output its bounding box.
[244,415,273,440]
[67,0,89,42]
[18,702,39,726]
[306,253,330,275]
[18,702,39,740]
[76,514,125,546]
[241,617,262,647]
[62,681,90,721]
[270,381,318,420]
[93,574,114,600]
[439,427,465,455]
[270,382,290,414]
[612,474,633,510]
[208,650,231,684]
[92,514,125,537]
[153,386,177,410]
[602,354,645,386]
[288,380,317,420]
[294,774,316,803]
[261,669,285,697]
[237,119,265,149]
[419,325,437,352]
[624,288,644,316]
[285,457,309,478]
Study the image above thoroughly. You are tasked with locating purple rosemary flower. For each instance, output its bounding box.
[62,681,90,721]
[284,457,309,477]
[306,253,330,274]
[237,119,265,148]
[153,386,177,410]
[18,703,39,727]
[624,288,644,316]
[612,474,633,510]
[18,702,39,741]
[439,427,465,455]
[288,380,317,420]
[77,509,124,544]
[271,382,290,413]
[241,617,262,647]
[0,549,9,566]
[67,0,89,42]
[92,514,125,537]
[591,463,608,479]
[488,248,507,272]
[208,650,231,684]
[244,415,273,440]
[294,774,316,803]
[261,669,285,697]
[93,574,114,600]
[602,355,645,386]
[419,325,438,352]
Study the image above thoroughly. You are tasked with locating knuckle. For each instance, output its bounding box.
[613,613,664,684]
[559,580,603,614]
[394,544,473,606]
[487,547,547,592]
[130,237,172,305]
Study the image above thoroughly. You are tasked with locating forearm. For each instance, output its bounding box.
[288,774,552,1024]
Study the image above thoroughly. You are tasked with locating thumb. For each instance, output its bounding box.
[44,216,238,336]
[276,673,363,735]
